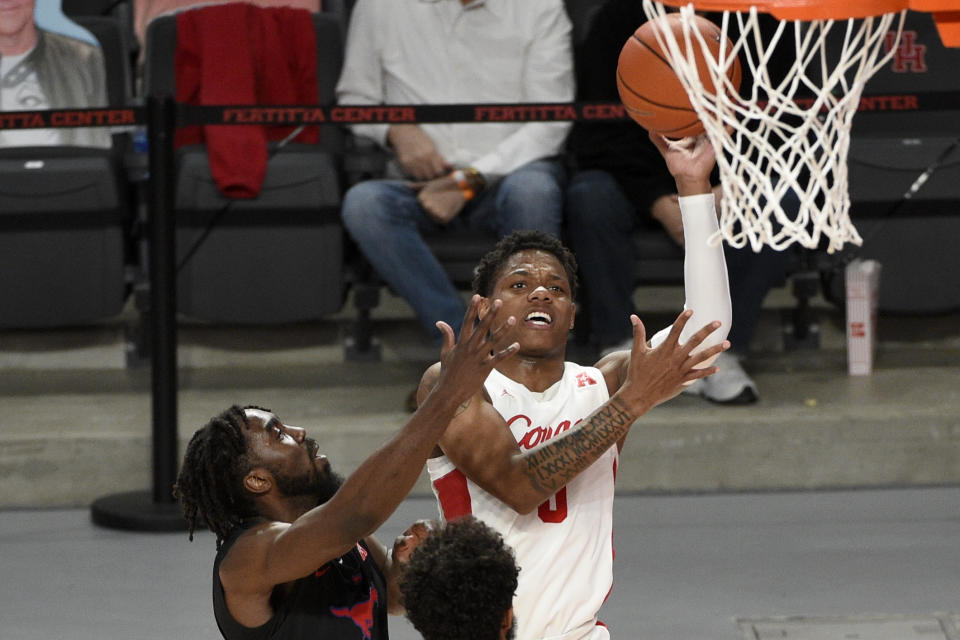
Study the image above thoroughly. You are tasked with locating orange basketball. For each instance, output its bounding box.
[616,13,741,138]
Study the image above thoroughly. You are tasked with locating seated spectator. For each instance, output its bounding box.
[0,0,109,148]
[336,0,574,344]
[401,516,520,640]
[565,0,788,404]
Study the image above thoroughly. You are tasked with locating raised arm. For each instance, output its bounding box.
[647,133,731,354]
[224,297,517,594]
[423,310,727,514]
[598,134,732,391]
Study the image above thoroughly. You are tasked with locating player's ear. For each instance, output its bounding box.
[243,468,272,496]
[500,608,514,640]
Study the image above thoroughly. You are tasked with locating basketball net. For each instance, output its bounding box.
[642,1,906,253]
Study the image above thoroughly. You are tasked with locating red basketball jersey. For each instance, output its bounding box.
[427,363,618,640]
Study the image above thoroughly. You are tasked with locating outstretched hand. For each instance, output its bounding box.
[649,131,716,197]
[614,310,729,415]
[433,295,519,406]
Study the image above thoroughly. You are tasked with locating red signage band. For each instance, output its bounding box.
[0,107,141,130]
[0,93,957,130]
[188,102,629,126]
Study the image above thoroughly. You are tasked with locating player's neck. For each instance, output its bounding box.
[258,494,316,525]
[496,351,565,393]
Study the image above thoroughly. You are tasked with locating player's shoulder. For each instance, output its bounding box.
[584,353,626,395]
[421,361,495,402]
[220,521,287,580]
[421,361,442,386]
[417,361,453,408]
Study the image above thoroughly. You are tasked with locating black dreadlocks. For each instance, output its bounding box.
[472,230,579,301]
[172,405,267,549]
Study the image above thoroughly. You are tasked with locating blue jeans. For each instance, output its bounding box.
[342,158,566,339]
[566,169,789,352]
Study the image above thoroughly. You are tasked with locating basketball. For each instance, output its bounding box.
[616,13,741,138]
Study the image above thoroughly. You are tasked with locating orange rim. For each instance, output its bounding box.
[909,2,960,47]
[654,1,908,20]
[909,1,960,9]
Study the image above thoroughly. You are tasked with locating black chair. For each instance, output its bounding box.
[0,15,134,328]
[63,0,137,63]
[140,10,346,324]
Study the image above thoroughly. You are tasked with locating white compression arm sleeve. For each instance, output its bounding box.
[649,193,731,355]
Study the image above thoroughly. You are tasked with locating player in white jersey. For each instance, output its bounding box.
[418,133,732,640]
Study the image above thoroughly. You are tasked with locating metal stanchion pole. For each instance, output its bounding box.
[91,95,186,531]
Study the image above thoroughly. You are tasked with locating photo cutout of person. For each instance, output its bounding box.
[0,0,109,147]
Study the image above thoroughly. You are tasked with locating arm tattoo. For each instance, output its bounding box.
[454,398,472,417]
[523,397,633,494]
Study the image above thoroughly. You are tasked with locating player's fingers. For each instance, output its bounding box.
[688,340,730,367]
[649,131,669,154]
[685,364,719,382]
[630,314,647,352]
[436,321,455,358]
[485,315,517,354]
[489,341,520,362]
[664,309,693,346]
[681,320,723,356]
[470,297,502,345]
[694,133,715,159]
[458,295,482,343]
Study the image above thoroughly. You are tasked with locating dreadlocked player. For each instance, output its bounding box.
[174,297,518,640]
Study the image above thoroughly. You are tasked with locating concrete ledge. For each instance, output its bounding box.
[3,359,958,508]
[2,297,959,508]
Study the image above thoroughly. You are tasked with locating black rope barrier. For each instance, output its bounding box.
[2,90,959,131]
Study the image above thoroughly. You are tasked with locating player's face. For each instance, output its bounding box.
[243,408,343,504]
[0,0,36,39]
[487,249,575,356]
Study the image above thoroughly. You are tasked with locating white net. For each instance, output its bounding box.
[641,1,907,252]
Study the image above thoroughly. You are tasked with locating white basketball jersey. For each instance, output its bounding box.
[427,362,619,640]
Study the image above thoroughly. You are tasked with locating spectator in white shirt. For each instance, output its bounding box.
[336,0,574,345]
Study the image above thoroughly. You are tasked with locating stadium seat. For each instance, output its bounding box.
[139,9,347,324]
[63,0,137,64]
[0,14,134,328]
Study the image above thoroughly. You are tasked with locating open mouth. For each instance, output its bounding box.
[525,311,553,326]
